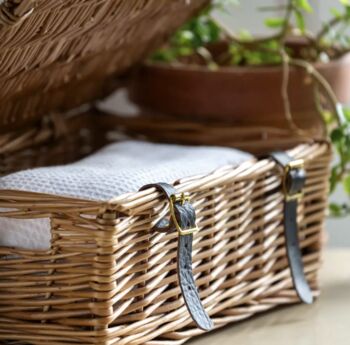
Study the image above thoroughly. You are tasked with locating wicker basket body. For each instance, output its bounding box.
[0,111,331,345]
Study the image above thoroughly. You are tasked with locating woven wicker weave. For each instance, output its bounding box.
[0,110,331,344]
[0,109,317,176]
[0,0,208,131]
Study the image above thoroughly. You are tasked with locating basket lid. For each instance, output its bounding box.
[0,0,208,131]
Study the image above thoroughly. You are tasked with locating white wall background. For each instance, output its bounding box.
[214,0,349,247]
[213,0,343,34]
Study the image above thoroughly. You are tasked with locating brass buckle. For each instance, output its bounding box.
[169,193,199,236]
[283,159,305,201]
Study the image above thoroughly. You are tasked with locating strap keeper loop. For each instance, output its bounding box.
[283,159,305,201]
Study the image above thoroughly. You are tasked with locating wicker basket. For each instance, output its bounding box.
[0,1,332,344]
[0,110,331,344]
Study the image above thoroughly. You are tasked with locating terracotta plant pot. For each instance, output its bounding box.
[128,46,350,137]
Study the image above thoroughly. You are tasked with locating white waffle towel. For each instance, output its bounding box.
[0,140,253,250]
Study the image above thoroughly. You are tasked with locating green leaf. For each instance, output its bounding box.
[213,0,240,11]
[238,29,253,41]
[330,167,339,193]
[343,107,350,121]
[331,128,343,143]
[340,0,350,6]
[264,17,286,28]
[294,10,306,32]
[330,202,343,217]
[331,7,342,18]
[178,46,194,56]
[294,0,313,13]
[343,174,350,195]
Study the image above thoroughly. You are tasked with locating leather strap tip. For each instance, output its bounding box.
[199,319,214,332]
[298,290,314,305]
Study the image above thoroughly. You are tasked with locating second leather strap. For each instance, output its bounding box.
[271,152,313,305]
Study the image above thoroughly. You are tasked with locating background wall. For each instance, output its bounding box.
[212,0,343,33]
[213,0,349,247]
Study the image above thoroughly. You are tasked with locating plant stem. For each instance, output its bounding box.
[196,46,217,68]
[279,0,293,44]
[257,5,288,12]
[211,0,294,49]
[280,50,312,136]
[212,1,350,61]
[316,14,349,45]
[209,13,281,45]
[288,57,345,127]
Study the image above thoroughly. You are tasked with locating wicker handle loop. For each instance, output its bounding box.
[0,0,34,27]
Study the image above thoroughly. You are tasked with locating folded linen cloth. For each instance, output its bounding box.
[0,140,253,250]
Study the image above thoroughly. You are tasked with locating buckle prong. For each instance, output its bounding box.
[171,193,189,206]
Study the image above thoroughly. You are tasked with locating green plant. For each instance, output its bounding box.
[151,0,350,217]
[151,1,231,66]
[152,0,350,64]
[329,108,350,217]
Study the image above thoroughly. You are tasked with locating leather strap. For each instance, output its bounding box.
[271,152,313,304]
[140,183,213,331]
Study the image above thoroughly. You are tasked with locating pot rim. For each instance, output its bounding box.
[144,52,350,75]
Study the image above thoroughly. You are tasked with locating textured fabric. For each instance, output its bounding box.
[0,215,50,251]
[0,140,253,250]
